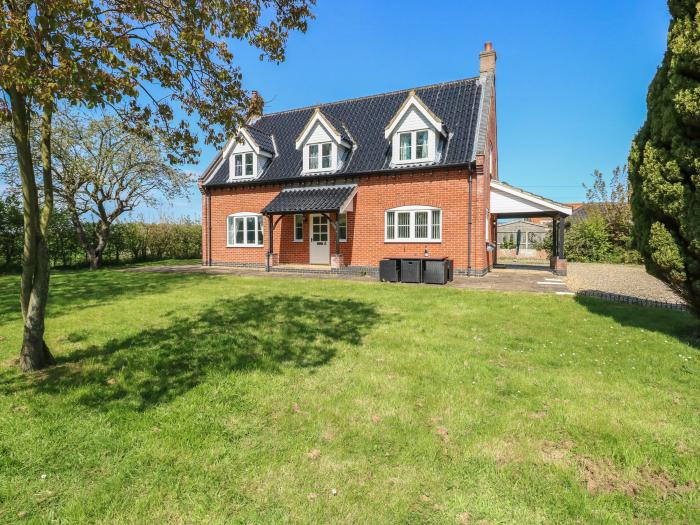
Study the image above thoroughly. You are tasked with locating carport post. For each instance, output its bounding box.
[558,215,565,258]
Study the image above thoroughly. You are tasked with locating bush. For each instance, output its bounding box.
[565,214,613,262]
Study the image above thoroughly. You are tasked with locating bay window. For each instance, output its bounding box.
[227,213,263,247]
[385,206,441,242]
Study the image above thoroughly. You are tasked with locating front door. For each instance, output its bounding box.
[309,214,330,264]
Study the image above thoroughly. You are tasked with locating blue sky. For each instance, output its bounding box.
[162,0,669,220]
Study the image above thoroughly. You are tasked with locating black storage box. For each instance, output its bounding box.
[446,259,454,282]
[400,259,422,283]
[379,259,400,282]
[423,259,449,285]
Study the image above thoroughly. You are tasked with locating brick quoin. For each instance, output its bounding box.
[201,166,493,274]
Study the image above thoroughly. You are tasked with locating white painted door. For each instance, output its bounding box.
[309,214,330,264]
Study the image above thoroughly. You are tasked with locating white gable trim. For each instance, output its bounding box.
[490,180,572,216]
[295,109,350,149]
[384,91,446,139]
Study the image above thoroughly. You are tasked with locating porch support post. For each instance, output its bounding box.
[558,214,565,259]
[266,214,273,272]
[551,218,558,258]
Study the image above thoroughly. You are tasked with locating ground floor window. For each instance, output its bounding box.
[338,213,347,242]
[385,206,441,242]
[294,214,304,241]
[228,213,263,247]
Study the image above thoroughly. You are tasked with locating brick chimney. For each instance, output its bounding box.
[479,41,496,75]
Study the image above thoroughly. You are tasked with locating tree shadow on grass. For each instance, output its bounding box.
[0,294,380,411]
[575,296,699,350]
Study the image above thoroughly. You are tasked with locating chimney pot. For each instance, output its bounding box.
[484,41,493,51]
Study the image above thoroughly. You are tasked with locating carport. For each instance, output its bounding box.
[490,180,573,275]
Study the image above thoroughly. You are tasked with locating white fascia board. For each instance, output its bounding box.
[295,109,342,149]
[490,180,573,216]
[384,92,445,139]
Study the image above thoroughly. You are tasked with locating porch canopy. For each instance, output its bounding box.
[261,184,357,215]
[490,180,572,264]
[261,184,357,270]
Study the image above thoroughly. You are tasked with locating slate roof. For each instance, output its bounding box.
[245,125,275,153]
[203,76,484,187]
[261,184,357,214]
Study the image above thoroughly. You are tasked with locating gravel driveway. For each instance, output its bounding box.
[565,262,685,306]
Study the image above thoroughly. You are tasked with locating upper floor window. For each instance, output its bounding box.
[233,152,254,178]
[307,142,332,171]
[396,130,430,163]
[227,213,263,247]
[385,206,441,242]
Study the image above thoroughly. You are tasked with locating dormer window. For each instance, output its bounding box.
[399,130,429,161]
[385,91,446,166]
[296,109,353,174]
[233,153,254,177]
[305,142,335,172]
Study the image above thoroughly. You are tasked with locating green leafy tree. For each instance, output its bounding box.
[628,1,700,314]
[53,114,191,269]
[0,191,23,269]
[0,0,314,371]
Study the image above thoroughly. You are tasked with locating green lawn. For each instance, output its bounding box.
[0,269,698,524]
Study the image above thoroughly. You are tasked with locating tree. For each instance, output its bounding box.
[628,1,700,315]
[0,0,314,371]
[583,166,633,250]
[53,114,190,269]
[0,191,23,269]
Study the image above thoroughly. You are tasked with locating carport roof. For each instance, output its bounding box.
[490,180,573,218]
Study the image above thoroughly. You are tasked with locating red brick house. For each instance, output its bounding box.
[199,43,571,276]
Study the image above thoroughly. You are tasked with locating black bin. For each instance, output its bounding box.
[400,259,422,283]
[423,259,449,285]
[446,259,454,282]
[379,259,400,282]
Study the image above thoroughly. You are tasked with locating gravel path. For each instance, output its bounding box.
[565,263,685,305]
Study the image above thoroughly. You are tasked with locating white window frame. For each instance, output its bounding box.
[231,152,256,179]
[294,214,304,242]
[384,206,442,243]
[306,141,334,173]
[394,129,431,164]
[227,212,264,247]
[338,213,347,242]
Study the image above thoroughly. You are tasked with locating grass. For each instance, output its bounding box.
[0,269,698,524]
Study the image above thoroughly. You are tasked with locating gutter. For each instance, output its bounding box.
[202,162,474,190]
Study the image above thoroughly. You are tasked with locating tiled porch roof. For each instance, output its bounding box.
[262,184,357,215]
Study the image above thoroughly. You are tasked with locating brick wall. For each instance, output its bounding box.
[203,166,492,273]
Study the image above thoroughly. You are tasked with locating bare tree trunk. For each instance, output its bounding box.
[9,91,56,371]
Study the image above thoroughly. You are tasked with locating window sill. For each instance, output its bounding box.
[384,239,442,244]
[303,167,335,175]
[293,239,304,243]
[226,244,265,248]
